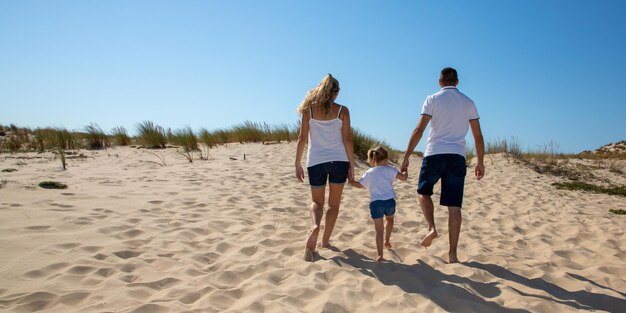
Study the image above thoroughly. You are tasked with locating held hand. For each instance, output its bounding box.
[400,159,410,173]
[295,164,305,182]
[348,164,355,181]
[475,163,485,180]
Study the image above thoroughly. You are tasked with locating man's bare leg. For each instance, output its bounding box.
[448,206,462,263]
[419,194,438,247]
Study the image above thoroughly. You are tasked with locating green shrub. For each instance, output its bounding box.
[39,181,68,189]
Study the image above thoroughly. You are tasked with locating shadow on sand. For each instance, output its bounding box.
[331,249,626,312]
[465,261,626,312]
[331,249,529,313]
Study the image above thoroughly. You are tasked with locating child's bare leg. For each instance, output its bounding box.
[384,215,394,248]
[373,218,385,261]
[419,194,438,247]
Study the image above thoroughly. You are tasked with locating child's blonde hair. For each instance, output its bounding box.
[367,146,388,165]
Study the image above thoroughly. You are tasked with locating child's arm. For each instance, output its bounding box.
[396,170,408,181]
[348,177,364,188]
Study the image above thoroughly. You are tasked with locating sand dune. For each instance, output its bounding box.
[0,142,624,312]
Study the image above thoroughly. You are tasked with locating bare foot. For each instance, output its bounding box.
[420,229,438,247]
[375,255,384,262]
[304,247,315,262]
[318,242,332,249]
[449,253,459,264]
[384,241,392,249]
[306,226,319,252]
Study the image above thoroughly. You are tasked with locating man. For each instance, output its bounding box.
[401,67,485,263]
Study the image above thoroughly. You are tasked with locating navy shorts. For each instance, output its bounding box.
[370,199,396,219]
[307,161,349,188]
[417,154,467,207]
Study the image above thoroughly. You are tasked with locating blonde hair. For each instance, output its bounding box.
[297,74,340,116]
[367,146,388,165]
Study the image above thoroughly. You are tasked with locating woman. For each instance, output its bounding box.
[295,74,355,262]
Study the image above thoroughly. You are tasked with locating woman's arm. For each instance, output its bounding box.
[340,106,355,180]
[295,111,310,182]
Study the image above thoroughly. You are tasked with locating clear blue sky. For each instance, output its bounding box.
[1,0,625,153]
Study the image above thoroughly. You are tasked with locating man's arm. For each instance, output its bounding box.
[469,119,485,180]
[401,114,431,172]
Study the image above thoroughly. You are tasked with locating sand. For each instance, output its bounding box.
[0,142,624,312]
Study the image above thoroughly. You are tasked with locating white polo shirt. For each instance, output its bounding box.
[421,86,479,158]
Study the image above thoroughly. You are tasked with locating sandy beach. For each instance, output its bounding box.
[0,142,624,312]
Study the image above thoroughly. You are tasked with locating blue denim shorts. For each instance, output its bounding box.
[369,198,396,219]
[307,161,349,188]
[417,154,466,207]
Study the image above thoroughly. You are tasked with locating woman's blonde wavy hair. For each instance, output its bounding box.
[297,74,340,116]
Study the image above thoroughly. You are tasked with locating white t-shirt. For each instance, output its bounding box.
[358,165,399,202]
[421,87,479,157]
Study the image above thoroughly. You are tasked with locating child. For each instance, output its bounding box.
[349,146,408,261]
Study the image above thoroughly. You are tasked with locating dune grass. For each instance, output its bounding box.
[352,128,398,163]
[609,209,625,215]
[136,121,167,149]
[2,168,17,173]
[111,126,131,146]
[83,123,110,149]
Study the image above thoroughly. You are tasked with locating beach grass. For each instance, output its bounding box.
[352,128,398,163]
[83,123,110,150]
[1,168,17,173]
[111,126,131,146]
[609,208,626,215]
[136,121,167,149]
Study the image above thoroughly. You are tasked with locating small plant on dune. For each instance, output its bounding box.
[136,121,167,149]
[486,136,521,157]
[169,126,198,162]
[55,128,75,170]
[144,151,167,166]
[0,177,7,189]
[55,128,76,150]
[111,126,131,146]
[2,168,17,173]
[39,181,68,189]
[465,146,475,167]
[171,126,199,151]
[609,209,626,215]
[83,123,109,150]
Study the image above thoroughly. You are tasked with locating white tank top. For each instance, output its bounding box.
[306,105,349,167]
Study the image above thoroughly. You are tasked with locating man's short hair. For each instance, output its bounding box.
[440,67,458,85]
